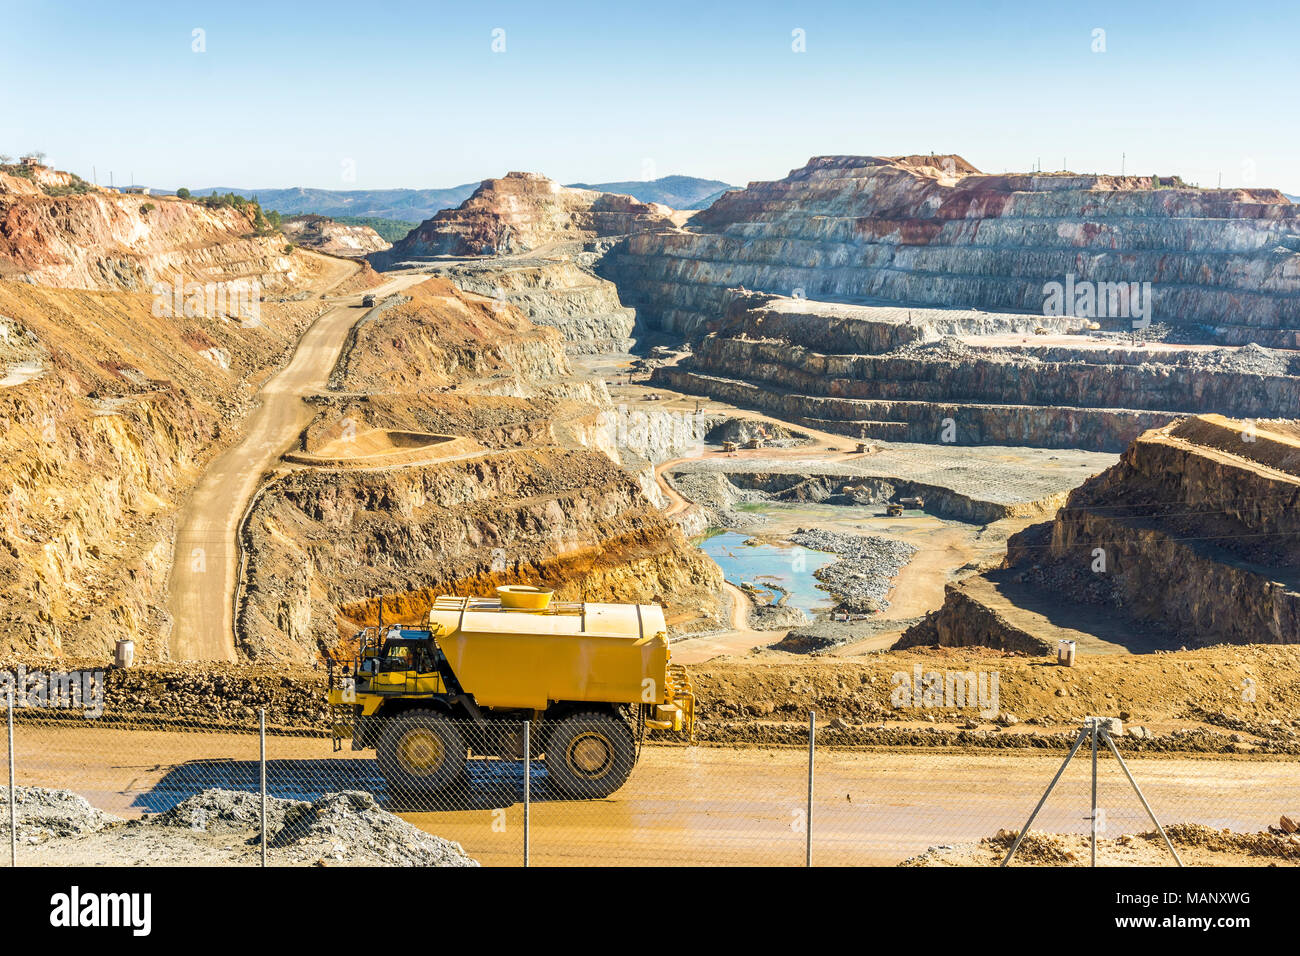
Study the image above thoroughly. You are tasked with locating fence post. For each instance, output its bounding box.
[1090,719,1099,868]
[259,708,267,868]
[7,686,15,868]
[523,720,531,868]
[806,710,815,867]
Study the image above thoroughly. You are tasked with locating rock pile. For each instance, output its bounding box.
[0,786,116,843]
[789,529,917,612]
[3,786,477,866]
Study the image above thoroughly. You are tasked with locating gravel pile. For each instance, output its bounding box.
[770,629,846,654]
[888,335,1034,365]
[747,603,809,631]
[0,786,117,843]
[1186,343,1297,377]
[669,471,769,531]
[271,790,476,867]
[160,788,304,834]
[789,529,917,612]
[706,417,813,448]
[3,786,476,866]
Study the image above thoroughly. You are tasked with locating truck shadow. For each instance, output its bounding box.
[130,756,569,814]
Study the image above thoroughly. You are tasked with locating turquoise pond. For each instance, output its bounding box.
[695,531,837,617]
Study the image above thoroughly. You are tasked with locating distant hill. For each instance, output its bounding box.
[170,175,737,221]
[687,186,743,210]
[1287,193,1299,204]
[564,175,735,209]
[183,185,480,221]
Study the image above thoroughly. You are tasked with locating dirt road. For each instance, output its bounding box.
[10,722,1295,866]
[166,264,430,661]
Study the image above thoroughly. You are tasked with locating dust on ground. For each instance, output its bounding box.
[903,821,1300,866]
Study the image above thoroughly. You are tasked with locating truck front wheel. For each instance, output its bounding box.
[545,711,636,799]
[377,711,467,799]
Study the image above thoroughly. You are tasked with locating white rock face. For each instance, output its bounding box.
[280,216,391,257]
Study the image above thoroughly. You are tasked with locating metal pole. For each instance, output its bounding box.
[806,710,814,867]
[259,708,267,868]
[522,721,531,868]
[7,687,15,868]
[1090,720,1098,867]
[1101,731,1183,867]
[1001,726,1090,866]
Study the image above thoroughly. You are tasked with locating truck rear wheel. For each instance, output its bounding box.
[377,711,467,797]
[544,711,636,798]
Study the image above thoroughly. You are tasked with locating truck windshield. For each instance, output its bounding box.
[379,640,436,673]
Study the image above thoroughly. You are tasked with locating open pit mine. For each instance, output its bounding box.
[3,153,1300,867]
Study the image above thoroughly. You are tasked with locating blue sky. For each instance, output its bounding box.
[2,0,1297,193]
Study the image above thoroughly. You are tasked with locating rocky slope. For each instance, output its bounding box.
[280,215,390,258]
[239,449,721,661]
[900,415,1300,651]
[652,293,1300,451]
[1,165,297,292]
[0,251,356,658]
[325,277,594,402]
[604,154,1300,346]
[421,255,638,353]
[382,172,677,259]
[238,278,722,661]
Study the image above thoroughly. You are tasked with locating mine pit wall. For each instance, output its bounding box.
[563,401,715,513]
[1072,426,1300,546]
[904,419,1300,651]
[437,260,639,353]
[656,367,1173,452]
[0,190,298,294]
[1023,428,1300,643]
[323,278,607,408]
[689,336,1300,417]
[329,318,572,396]
[1044,509,1300,644]
[604,158,1300,345]
[693,298,1083,354]
[237,449,724,662]
[0,274,338,659]
[1,385,209,658]
[895,582,1051,654]
[716,471,1065,525]
[651,323,1299,451]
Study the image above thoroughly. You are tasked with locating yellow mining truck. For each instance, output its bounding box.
[327,587,695,798]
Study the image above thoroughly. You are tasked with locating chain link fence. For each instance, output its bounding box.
[3,700,1297,867]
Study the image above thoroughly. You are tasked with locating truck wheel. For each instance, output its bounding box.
[545,711,636,799]
[377,711,467,797]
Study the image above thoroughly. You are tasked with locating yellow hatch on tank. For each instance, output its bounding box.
[427,594,671,711]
